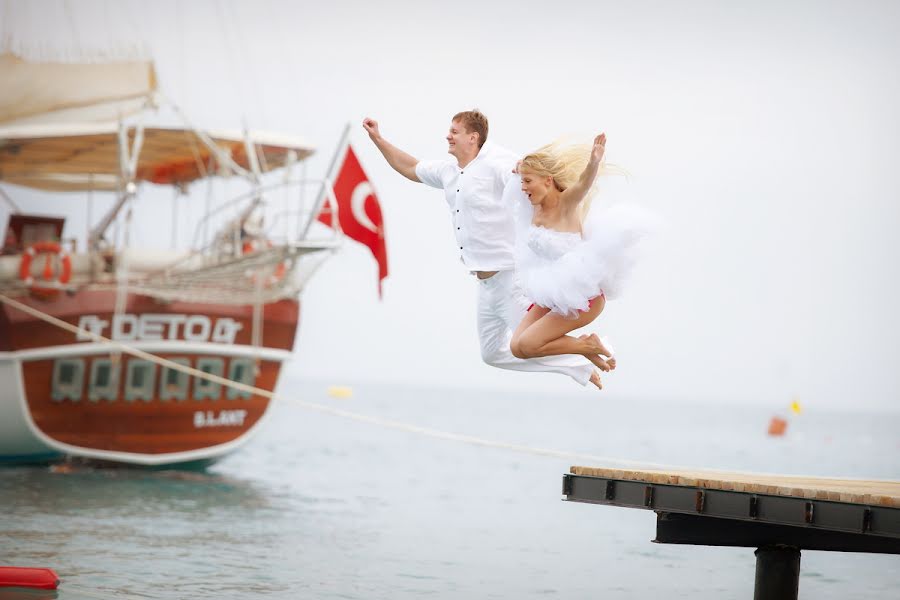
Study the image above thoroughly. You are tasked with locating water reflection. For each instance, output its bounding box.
[0,465,286,599]
[0,589,59,600]
[2,465,270,516]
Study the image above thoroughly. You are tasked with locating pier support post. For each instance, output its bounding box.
[753,546,800,600]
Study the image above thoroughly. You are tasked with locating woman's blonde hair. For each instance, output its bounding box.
[520,141,619,222]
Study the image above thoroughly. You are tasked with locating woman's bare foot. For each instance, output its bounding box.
[589,370,603,390]
[586,352,611,372]
[579,334,616,370]
[578,334,613,371]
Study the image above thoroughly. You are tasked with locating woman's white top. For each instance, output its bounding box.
[511,177,658,318]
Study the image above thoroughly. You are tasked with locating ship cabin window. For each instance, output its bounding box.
[125,360,156,402]
[160,358,190,401]
[226,358,256,400]
[88,358,119,402]
[52,358,84,402]
[193,357,224,401]
[2,214,65,255]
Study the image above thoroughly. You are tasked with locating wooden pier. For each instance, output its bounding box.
[562,466,900,600]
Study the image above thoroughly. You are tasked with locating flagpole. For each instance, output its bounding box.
[325,121,353,183]
[300,121,352,239]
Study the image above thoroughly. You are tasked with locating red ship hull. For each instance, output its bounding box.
[0,287,299,465]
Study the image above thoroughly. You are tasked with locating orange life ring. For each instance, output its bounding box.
[19,241,72,296]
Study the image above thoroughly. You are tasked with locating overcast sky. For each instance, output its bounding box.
[3,0,899,410]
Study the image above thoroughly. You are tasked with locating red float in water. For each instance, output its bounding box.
[0,567,60,589]
[767,416,788,436]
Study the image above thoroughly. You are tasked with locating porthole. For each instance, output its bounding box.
[160,358,190,401]
[125,360,156,402]
[193,357,224,401]
[226,358,256,400]
[88,358,119,402]
[51,358,85,402]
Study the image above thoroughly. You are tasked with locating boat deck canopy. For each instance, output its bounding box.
[0,123,315,192]
[0,52,156,126]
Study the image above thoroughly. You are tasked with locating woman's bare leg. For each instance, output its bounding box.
[511,304,549,350]
[512,300,611,371]
[516,299,607,363]
[512,305,606,365]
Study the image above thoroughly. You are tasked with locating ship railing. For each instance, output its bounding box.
[126,239,339,305]
[189,177,341,263]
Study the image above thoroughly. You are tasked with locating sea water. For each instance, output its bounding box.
[1,378,898,599]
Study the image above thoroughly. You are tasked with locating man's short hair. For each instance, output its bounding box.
[452,109,488,148]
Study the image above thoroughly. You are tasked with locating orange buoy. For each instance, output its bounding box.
[0,566,60,589]
[18,241,72,297]
[767,416,788,437]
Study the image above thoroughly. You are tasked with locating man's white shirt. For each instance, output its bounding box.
[415,142,520,272]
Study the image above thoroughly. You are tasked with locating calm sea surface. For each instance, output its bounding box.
[1,378,898,599]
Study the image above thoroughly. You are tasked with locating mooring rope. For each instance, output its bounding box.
[0,291,698,471]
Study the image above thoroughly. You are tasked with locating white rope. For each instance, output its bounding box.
[0,292,706,472]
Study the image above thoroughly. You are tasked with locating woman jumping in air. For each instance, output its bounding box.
[509,134,655,390]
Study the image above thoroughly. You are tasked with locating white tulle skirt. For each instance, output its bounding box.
[504,175,658,319]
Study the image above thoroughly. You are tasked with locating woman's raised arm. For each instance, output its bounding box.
[562,133,606,206]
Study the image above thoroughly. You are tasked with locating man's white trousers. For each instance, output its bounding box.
[475,270,593,385]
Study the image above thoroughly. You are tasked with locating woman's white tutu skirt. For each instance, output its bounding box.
[504,175,658,319]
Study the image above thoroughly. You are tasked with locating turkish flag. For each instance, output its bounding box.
[317,144,388,296]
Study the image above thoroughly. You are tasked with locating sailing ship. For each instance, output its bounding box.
[0,52,384,466]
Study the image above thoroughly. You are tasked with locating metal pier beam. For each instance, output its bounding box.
[562,467,900,598]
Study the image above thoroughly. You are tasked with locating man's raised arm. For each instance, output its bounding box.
[362,118,420,182]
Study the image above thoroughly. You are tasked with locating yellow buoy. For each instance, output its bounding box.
[327,385,353,399]
[790,398,802,415]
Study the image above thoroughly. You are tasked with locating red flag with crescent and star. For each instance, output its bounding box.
[317,143,388,296]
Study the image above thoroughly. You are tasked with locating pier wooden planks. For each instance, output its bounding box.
[570,466,900,508]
